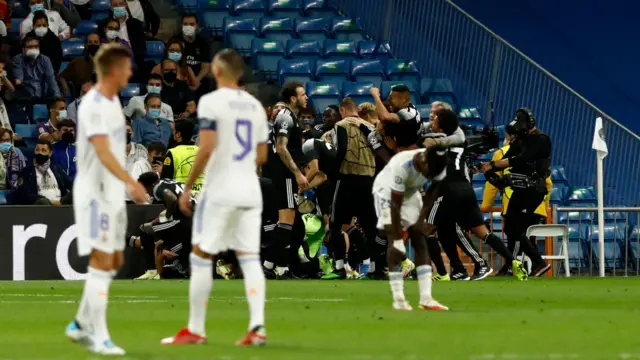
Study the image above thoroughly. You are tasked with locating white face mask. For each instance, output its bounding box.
[182,25,195,37]
[106,30,119,40]
[34,26,48,37]
[26,48,40,59]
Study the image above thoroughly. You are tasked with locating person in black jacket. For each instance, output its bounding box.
[9,139,73,205]
[27,11,62,73]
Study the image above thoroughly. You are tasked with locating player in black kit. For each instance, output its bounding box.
[424,108,529,281]
[370,85,422,151]
[262,81,309,279]
[132,173,196,279]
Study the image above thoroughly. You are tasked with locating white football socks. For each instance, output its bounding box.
[84,267,113,342]
[188,253,213,336]
[335,259,345,270]
[238,254,266,331]
[388,271,405,303]
[416,265,433,303]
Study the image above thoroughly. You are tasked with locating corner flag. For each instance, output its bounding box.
[592,117,608,159]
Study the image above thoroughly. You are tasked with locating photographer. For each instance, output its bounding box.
[480,108,552,277]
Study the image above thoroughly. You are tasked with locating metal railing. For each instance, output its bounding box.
[330,0,640,206]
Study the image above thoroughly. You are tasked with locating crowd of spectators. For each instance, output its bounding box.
[0,0,220,205]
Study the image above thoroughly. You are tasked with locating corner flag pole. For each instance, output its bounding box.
[592,117,608,277]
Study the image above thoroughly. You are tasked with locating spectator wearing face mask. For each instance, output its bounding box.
[132,93,172,147]
[20,0,70,40]
[13,35,61,99]
[48,0,81,29]
[124,118,150,172]
[151,39,198,90]
[67,81,92,123]
[159,59,196,119]
[124,73,174,122]
[10,139,73,205]
[0,129,26,190]
[0,58,16,132]
[300,107,322,139]
[51,119,76,179]
[36,96,66,142]
[58,33,100,96]
[174,14,211,93]
[97,0,146,68]
[101,17,132,54]
[27,11,63,73]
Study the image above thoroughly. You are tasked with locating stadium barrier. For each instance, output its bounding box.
[0,205,163,281]
[330,0,640,205]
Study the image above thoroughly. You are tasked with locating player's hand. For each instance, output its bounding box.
[151,163,163,174]
[127,182,149,204]
[179,190,193,217]
[162,250,178,259]
[370,87,380,98]
[50,200,62,207]
[479,162,492,174]
[296,172,309,189]
[423,138,437,148]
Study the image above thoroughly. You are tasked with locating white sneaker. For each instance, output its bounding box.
[65,321,92,349]
[418,299,449,311]
[392,301,413,311]
[91,340,126,355]
[135,270,159,280]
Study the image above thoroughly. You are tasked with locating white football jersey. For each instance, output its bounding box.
[197,88,268,208]
[73,88,127,206]
[374,149,429,199]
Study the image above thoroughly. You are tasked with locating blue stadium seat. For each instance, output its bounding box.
[175,0,197,12]
[603,211,628,224]
[73,20,98,38]
[61,40,85,60]
[12,0,27,17]
[568,186,597,203]
[199,0,230,36]
[260,17,294,43]
[251,39,285,81]
[473,185,484,201]
[629,226,640,270]
[342,82,375,105]
[358,40,392,60]
[559,204,594,224]
[590,224,626,270]
[15,124,38,139]
[381,81,420,105]
[323,40,358,61]
[120,83,143,100]
[306,82,341,116]
[315,59,349,85]
[425,94,456,110]
[278,59,313,85]
[232,0,266,22]
[145,41,165,64]
[495,125,506,140]
[550,165,568,184]
[9,18,22,36]
[303,0,337,17]
[223,17,258,57]
[458,107,483,127]
[386,59,420,83]
[295,17,330,41]
[420,78,456,105]
[472,172,486,184]
[91,11,109,21]
[92,0,110,11]
[414,104,431,125]
[32,104,48,121]
[565,224,591,270]
[59,62,69,74]
[0,189,7,205]
[549,186,565,205]
[268,0,302,18]
[331,17,364,41]
[286,40,321,61]
[351,59,385,84]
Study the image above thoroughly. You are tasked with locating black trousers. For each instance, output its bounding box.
[504,188,546,264]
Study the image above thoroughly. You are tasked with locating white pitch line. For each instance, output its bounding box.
[0,296,346,304]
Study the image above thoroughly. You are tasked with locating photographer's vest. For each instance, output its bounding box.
[169,144,204,192]
[491,144,552,216]
[336,117,376,177]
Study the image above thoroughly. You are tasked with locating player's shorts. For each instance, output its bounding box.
[272,175,299,210]
[373,187,423,231]
[426,181,484,231]
[316,179,335,216]
[75,199,127,257]
[192,203,263,255]
[153,218,192,254]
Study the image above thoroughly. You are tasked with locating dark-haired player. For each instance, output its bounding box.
[262,81,309,279]
[373,146,450,310]
[425,108,528,281]
[133,172,195,280]
[370,85,422,152]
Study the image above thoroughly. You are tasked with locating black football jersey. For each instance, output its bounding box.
[270,107,305,173]
[152,179,197,218]
[385,104,422,147]
[302,138,338,178]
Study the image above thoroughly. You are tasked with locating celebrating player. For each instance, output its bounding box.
[161,49,270,346]
[373,147,449,311]
[65,43,148,355]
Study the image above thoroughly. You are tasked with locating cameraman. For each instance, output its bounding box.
[480,108,552,277]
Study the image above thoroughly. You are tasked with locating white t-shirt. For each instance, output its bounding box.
[20,10,71,40]
[37,168,61,201]
[197,87,268,208]
[127,0,145,23]
[374,149,430,199]
[73,88,127,207]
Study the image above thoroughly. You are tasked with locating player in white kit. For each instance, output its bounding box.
[161,49,270,347]
[64,43,148,355]
[373,147,450,311]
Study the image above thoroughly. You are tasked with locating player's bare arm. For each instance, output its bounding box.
[371,87,400,123]
[276,135,308,187]
[90,135,147,204]
[389,190,405,242]
[305,159,320,183]
[256,143,268,166]
[306,170,327,190]
[180,128,216,216]
[162,189,178,219]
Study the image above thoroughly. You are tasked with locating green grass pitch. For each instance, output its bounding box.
[0,278,639,360]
